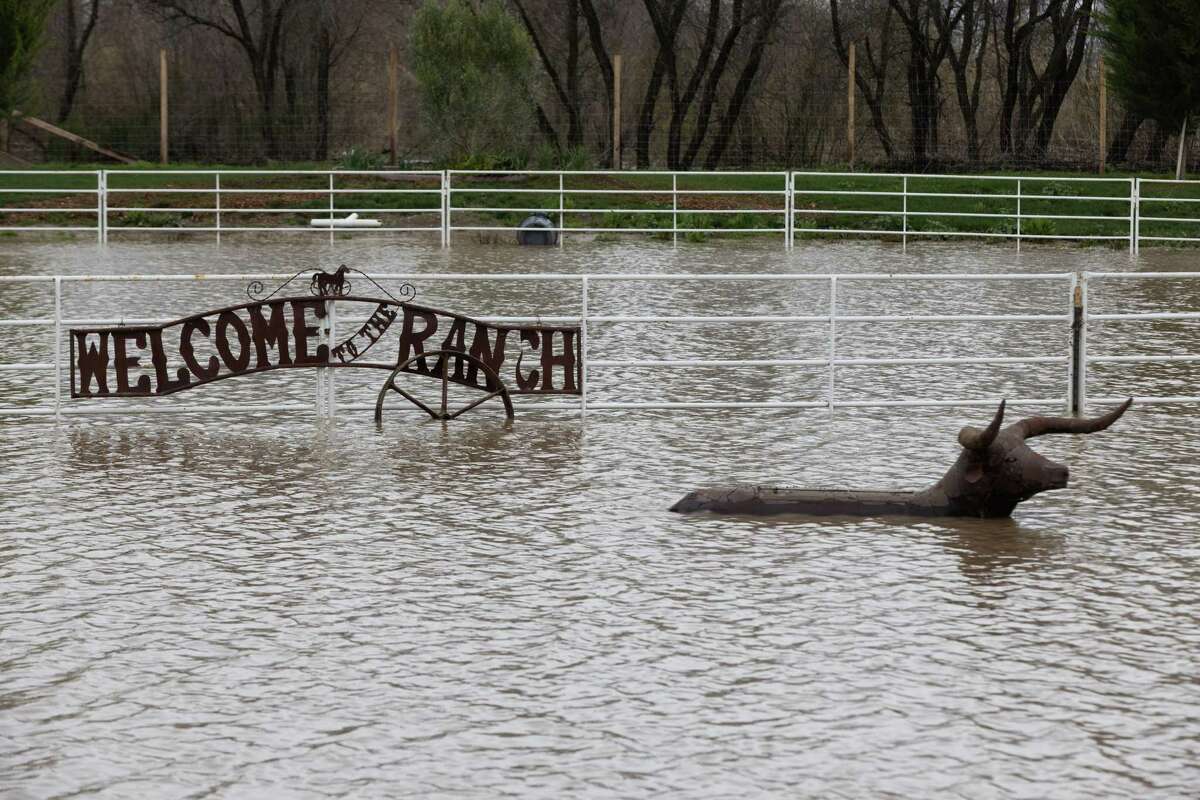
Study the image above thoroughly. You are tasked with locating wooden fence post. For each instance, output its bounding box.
[612,53,622,169]
[847,43,856,167]
[388,45,399,165]
[1099,56,1106,175]
[159,49,168,164]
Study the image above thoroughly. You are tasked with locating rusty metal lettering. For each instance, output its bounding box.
[539,330,578,392]
[216,310,252,372]
[291,300,328,366]
[113,331,152,395]
[70,273,581,404]
[332,303,398,364]
[148,329,190,394]
[397,306,439,374]
[516,330,541,391]
[73,331,111,396]
[180,317,220,381]
[435,316,469,381]
[248,301,293,369]
[466,324,509,389]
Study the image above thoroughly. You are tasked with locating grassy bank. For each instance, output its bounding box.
[2,163,1198,244]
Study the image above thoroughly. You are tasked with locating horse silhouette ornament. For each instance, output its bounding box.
[670,399,1133,519]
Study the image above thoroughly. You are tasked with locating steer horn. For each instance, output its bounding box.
[958,399,1005,451]
[1011,397,1134,440]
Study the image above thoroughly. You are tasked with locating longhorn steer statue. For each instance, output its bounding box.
[670,399,1133,519]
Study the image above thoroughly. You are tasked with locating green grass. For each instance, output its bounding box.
[2,163,1199,244]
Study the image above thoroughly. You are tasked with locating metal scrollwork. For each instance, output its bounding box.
[245,265,416,305]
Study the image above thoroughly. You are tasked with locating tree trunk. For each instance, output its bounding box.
[1177,117,1189,181]
[578,0,614,166]
[666,0,721,170]
[314,25,331,161]
[701,1,781,170]
[57,0,101,124]
[636,49,669,169]
[1106,110,1144,165]
[565,0,581,149]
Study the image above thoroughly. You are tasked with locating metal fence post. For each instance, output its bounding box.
[1131,178,1139,255]
[581,276,589,419]
[1016,178,1022,252]
[328,172,335,245]
[442,171,450,248]
[1072,273,1088,415]
[672,173,678,247]
[559,172,565,248]
[98,170,107,244]
[901,176,908,252]
[54,277,62,418]
[327,298,337,421]
[215,172,221,244]
[786,172,794,250]
[828,276,837,409]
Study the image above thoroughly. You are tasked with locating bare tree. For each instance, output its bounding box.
[700,0,783,169]
[57,0,102,123]
[146,0,297,159]
[936,0,992,164]
[511,0,582,149]
[830,0,898,162]
[998,0,1094,160]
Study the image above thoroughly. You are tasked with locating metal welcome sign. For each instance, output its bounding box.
[69,267,581,421]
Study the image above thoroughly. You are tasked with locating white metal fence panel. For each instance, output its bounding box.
[100,169,444,239]
[445,170,791,246]
[0,271,1082,419]
[792,172,1136,249]
[1081,271,1200,409]
[6,169,1200,248]
[0,170,102,241]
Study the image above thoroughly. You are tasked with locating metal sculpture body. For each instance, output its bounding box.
[670,399,1133,518]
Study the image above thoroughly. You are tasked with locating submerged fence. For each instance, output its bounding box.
[0,271,1196,420]
[3,170,1200,249]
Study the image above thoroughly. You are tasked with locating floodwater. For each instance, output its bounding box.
[1,237,1198,798]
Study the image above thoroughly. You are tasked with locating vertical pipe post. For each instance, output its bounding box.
[159,49,169,165]
[672,173,678,247]
[558,171,565,248]
[54,277,62,419]
[580,277,588,419]
[328,172,335,246]
[327,298,337,421]
[1132,178,1139,255]
[1071,274,1088,416]
[442,171,450,247]
[388,45,399,166]
[847,43,856,168]
[1016,178,1022,252]
[1098,57,1107,175]
[612,54,622,168]
[782,172,789,249]
[96,170,104,244]
[901,176,908,252]
[828,276,837,409]
[215,173,221,244]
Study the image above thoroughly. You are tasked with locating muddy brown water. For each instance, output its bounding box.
[1,238,1198,798]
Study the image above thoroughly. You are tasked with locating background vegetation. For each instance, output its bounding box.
[0,0,1198,173]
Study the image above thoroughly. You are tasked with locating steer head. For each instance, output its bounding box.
[928,398,1133,518]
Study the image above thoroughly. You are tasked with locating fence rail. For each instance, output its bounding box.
[5,170,1200,249]
[3,270,1191,420]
